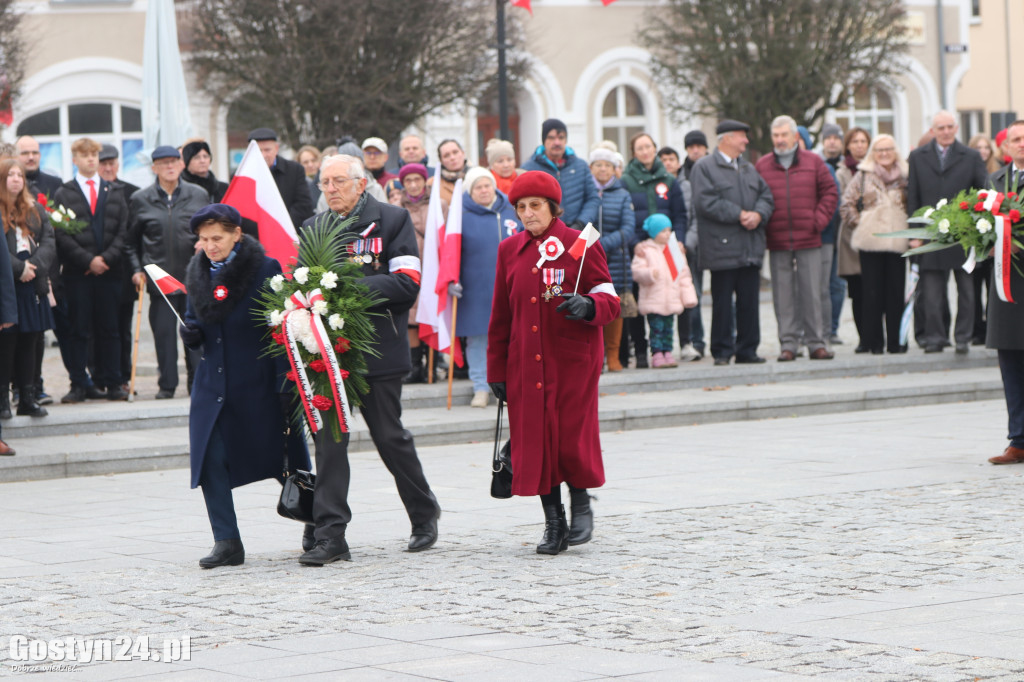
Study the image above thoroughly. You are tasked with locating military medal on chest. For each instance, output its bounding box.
[349,239,364,264]
[368,237,383,270]
[542,268,565,301]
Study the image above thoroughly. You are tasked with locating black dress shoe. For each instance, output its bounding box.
[924,345,943,354]
[299,536,351,565]
[61,386,87,404]
[155,389,175,399]
[567,490,593,546]
[955,343,969,355]
[713,357,730,366]
[854,344,869,354]
[106,386,128,401]
[84,385,107,400]
[735,355,766,364]
[302,524,316,552]
[0,395,11,420]
[537,504,569,555]
[16,400,47,417]
[199,539,244,568]
[408,510,440,552]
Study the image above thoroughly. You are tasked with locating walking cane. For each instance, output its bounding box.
[427,347,435,385]
[446,297,459,410]
[127,279,144,402]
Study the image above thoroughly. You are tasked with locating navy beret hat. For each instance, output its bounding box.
[151,145,180,161]
[189,203,242,233]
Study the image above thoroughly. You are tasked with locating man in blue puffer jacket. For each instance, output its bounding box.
[522,118,599,228]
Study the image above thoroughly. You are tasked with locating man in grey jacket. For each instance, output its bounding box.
[128,146,210,398]
[691,120,774,366]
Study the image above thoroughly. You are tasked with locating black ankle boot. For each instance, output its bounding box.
[536,504,569,555]
[199,539,245,568]
[403,346,426,384]
[0,392,10,420]
[568,488,593,546]
[16,386,48,418]
[302,524,316,552]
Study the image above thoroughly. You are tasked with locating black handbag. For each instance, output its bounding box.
[277,426,316,524]
[490,400,513,499]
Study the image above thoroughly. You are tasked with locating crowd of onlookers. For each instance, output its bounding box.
[0,110,1020,456]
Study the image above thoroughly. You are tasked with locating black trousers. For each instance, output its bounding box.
[859,252,905,353]
[842,274,863,346]
[64,272,121,389]
[149,291,193,392]
[312,375,438,541]
[972,259,992,341]
[999,350,1024,450]
[677,248,705,351]
[920,268,974,347]
[0,330,39,394]
[623,282,648,360]
[710,265,761,360]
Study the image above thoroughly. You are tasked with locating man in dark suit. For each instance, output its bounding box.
[53,137,131,402]
[906,111,989,354]
[248,128,314,229]
[16,135,62,198]
[985,120,1024,464]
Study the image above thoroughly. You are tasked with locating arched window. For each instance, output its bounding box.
[16,102,146,184]
[832,85,895,138]
[601,85,646,156]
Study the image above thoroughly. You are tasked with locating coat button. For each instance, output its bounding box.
[216,337,222,344]
[216,396,223,403]
[218,367,223,373]
[532,267,538,274]
[535,354,541,361]
[531,325,538,332]
[535,382,542,390]
[531,296,537,304]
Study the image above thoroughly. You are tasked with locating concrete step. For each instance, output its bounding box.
[0,364,1003,483]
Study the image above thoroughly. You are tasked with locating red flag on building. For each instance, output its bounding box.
[510,0,532,14]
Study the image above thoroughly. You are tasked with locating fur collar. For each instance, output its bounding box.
[186,235,266,325]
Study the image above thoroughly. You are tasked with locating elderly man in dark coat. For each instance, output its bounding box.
[691,119,775,366]
[906,111,989,353]
[297,153,441,566]
[249,128,314,229]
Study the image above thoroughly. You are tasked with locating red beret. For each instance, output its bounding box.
[508,170,562,206]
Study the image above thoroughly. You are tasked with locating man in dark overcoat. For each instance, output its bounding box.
[297,154,441,565]
[985,120,1024,464]
[249,128,314,230]
[906,111,989,353]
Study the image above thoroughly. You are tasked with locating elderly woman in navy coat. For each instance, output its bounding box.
[453,167,520,408]
[179,204,310,568]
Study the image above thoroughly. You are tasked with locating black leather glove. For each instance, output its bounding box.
[178,323,203,348]
[555,293,595,321]
[489,382,507,402]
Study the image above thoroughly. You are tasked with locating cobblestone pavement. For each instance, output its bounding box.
[2,400,1024,680]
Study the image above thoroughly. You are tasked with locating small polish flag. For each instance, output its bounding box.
[664,233,687,281]
[568,223,600,260]
[143,264,187,294]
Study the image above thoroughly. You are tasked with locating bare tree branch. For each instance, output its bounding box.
[0,0,27,129]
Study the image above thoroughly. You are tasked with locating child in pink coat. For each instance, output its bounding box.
[631,214,699,368]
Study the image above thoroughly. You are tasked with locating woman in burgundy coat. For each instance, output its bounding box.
[487,171,621,555]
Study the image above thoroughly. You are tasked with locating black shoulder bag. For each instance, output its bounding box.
[490,400,513,499]
[277,426,317,524]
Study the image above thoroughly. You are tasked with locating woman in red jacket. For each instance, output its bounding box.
[487,171,620,555]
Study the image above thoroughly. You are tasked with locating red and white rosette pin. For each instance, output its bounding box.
[536,236,565,268]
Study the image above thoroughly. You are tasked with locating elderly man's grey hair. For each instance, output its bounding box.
[770,115,799,134]
[320,154,366,181]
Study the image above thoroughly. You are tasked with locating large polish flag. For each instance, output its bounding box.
[222,140,299,271]
[417,166,464,367]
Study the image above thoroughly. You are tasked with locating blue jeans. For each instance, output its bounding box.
[465,334,489,393]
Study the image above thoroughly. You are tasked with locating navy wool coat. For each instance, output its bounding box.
[184,236,309,489]
[458,190,519,337]
[595,178,636,294]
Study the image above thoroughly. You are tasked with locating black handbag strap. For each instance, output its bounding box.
[281,425,291,478]
[492,400,504,472]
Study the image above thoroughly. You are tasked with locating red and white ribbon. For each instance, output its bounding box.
[979,190,1005,214]
[994,215,1015,303]
[283,288,353,434]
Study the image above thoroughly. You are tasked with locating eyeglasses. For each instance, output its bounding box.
[319,176,355,190]
[874,147,896,153]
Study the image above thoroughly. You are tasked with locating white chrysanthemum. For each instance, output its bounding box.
[312,299,329,316]
[269,274,285,292]
[294,267,309,284]
[66,208,76,219]
[300,332,320,355]
[977,218,992,234]
[269,310,285,326]
[937,219,950,234]
[328,314,344,330]
[936,198,947,209]
[320,271,339,289]
[923,208,934,220]
[51,212,63,223]
[284,298,296,311]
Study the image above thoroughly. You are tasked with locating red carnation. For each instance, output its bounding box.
[311,395,333,411]
[36,193,48,206]
[271,330,286,346]
[1010,192,1018,200]
[1011,209,1022,224]
[285,370,298,382]
[973,202,985,212]
[960,201,969,210]
[334,336,351,353]
[309,359,327,373]
[340,369,350,379]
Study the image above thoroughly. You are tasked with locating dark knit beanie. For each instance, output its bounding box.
[541,118,567,142]
[182,140,212,169]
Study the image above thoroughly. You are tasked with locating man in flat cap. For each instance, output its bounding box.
[248,128,314,229]
[690,120,774,365]
[522,118,599,228]
[127,145,211,398]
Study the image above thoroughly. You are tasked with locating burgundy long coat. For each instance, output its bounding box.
[487,219,620,496]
